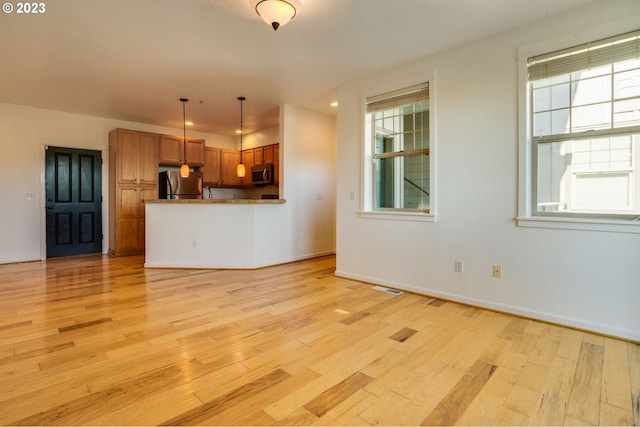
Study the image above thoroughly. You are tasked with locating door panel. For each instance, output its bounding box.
[46,146,102,258]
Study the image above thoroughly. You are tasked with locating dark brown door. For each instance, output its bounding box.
[45,146,102,258]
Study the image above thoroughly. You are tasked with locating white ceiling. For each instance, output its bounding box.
[1,0,596,136]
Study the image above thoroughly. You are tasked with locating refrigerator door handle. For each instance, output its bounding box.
[165,173,174,199]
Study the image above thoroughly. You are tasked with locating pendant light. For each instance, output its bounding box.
[179,98,190,178]
[236,96,246,178]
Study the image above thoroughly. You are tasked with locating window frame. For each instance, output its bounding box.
[517,29,640,234]
[360,78,436,222]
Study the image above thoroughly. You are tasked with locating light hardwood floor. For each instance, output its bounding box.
[0,254,638,426]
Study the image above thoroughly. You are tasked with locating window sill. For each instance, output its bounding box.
[517,216,640,234]
[358,210,435,222]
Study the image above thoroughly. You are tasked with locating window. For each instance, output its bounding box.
[526,30,640,219]
[364,83,432,215]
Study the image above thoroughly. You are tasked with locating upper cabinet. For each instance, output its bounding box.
[112,129,159,185]
[253,144,274,166]
[185,139,205,166]
[241,143,279,186]
[201,146,221,186]
[273,144,279,185]
[220,149,243,187]
[159,135,204,166]
[242,149,255,186]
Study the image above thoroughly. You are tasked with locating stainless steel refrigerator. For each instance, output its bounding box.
[159,171,203,199]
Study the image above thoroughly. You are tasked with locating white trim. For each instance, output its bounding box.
[517,215,640,233]
[335,270,640,342]
[358,210,435,222]
[145,250,336,270]
[517,20,640,233]
[361,71,436,217]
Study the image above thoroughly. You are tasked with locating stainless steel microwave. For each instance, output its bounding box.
[251,163,274,185]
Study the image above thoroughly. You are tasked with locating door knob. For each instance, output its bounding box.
[47,206,53,210]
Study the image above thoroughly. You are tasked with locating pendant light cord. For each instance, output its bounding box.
[238,96,245,154]
[182,98,187,164]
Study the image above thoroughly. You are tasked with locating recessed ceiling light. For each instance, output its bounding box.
[236,130,243,134]
[185,121,194,126]
[330,101,338,107]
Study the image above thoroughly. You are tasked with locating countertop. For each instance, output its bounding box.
[145,198,286,204]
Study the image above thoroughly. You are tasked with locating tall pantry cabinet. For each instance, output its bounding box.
[108,128,159,255]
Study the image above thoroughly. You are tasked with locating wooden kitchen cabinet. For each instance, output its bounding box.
[185,138,205,166]
[109,128,159,256]
[241,144,280,187]
[159,135,205,166]
[220,149,242,187]
[114,186,157,255]
[273,144,279,185]
[201,146,221,186]
[113,129,159,185]
[263,144,274,165]
[253,147,264,165]
[159,135,182,164]
[242,148,255,186]
[253,145,274,165]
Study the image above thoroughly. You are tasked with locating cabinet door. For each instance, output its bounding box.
[139,132,159,185]
[254,147,264,165]
[242,149,255,186]
[202,147,221,186]
[117,129,139,185]
[220,149,242,187]
[273,144,280,185]
[115,187,141,253]
[138,187,157,250]
[185,139,204,166]
[263,145,274,164]
[160,135,183,164]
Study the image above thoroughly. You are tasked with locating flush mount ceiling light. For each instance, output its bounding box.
[250,0,300,31]
[179,98,190,178]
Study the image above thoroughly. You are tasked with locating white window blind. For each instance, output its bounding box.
[366,83,429,113]
[528,29,640,81]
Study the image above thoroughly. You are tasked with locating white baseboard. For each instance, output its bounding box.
[144,250,336,270]
[335,270,640,343]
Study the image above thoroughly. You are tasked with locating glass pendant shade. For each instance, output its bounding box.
[180,163,190,178]
[254,0,297,30]
[236,163,246,178]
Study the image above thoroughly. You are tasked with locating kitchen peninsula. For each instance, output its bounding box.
[144,198,288,269]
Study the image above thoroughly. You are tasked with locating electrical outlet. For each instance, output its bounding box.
[492,265,502,278]
[455,260,463,273]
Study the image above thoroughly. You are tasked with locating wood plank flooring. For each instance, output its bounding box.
[0,254,637,425]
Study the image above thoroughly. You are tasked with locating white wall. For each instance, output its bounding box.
[0,101,233,263]
[280,104,337,257]
[335,1,640,341]
[242,125,279,150]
